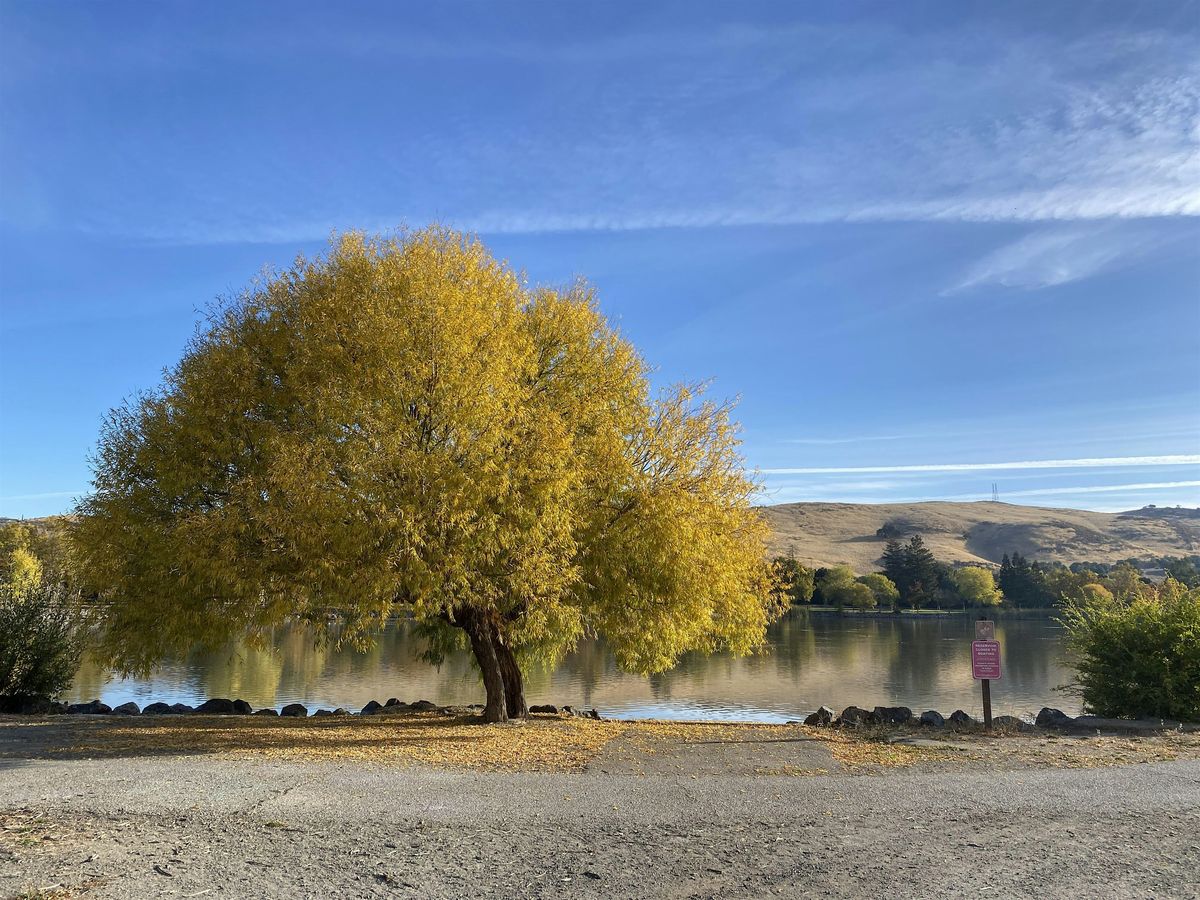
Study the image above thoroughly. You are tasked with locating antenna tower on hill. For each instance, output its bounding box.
[991,482,1000,503]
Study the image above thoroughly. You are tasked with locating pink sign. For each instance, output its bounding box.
[972,640,1001,680]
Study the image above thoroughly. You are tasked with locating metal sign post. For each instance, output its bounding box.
[971,621,1000,729]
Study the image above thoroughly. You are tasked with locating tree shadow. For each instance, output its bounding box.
[0,714,505,764]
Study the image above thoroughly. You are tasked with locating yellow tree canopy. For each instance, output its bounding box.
[73,227,778,721]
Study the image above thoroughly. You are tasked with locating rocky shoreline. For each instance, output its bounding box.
[2,693,1193,735]
[0,694,605,721]
[800,703,1197,735]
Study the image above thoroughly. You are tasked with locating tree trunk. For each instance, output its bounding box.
[494,635,528,719]
[460,608,508,723]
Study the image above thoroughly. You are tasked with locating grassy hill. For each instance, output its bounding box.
[761,501,1200,571]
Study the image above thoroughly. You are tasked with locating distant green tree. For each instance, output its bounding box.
[880,536,939,608]
[816,566,875,609]
[771,556,815,605]
[881,540,906,586]
[841,582,877,610]
[902,536,938,609]
[857,572,899,609]
[6,547,42,593]
[997,552,1057,608]
[1164,557,1200,588]
[953,566,1002,607]
[1104,562,1150,600]
[0,520,73,588]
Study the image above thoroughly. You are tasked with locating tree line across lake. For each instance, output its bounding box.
[772,533,1200,612]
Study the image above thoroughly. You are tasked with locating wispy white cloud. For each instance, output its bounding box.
[9,18,1195,246]
[761,479,1200,507]
[0,490,80,502]
[946,226,1156,292]
[995,480,1200,499]
[761,454,1200,475]
[782,434,909,446]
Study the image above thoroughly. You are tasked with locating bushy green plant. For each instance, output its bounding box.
[1060,578,1200,721]
[0,582,85,702]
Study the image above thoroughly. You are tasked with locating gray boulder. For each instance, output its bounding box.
[67,700,111,715]
[919,710,945,727]
[1036,707,1074,729]
[170,703,195,714]
[142,702,174,715]
[280,703,308,718]
[529,704,558,714]
[948,709,975,727]
[838,706,874,726]
[361,700,383,715]
[803,706,837,727]
[253,708,279,716]
[873,706,913,725]
[196,698,236,714]
[232,699,253,715]
[111,701,140,715]
[384,697,403,707]
[410,700,438,712]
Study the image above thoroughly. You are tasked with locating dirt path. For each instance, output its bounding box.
[2,716,1198,899]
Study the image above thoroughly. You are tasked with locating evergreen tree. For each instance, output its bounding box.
[902,535,938,609]
[881,540,907,593]
[997,552,1057,607]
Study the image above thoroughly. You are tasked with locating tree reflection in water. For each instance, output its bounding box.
[71,610,1078,719]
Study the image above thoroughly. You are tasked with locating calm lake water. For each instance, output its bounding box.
[69,610,1081,721]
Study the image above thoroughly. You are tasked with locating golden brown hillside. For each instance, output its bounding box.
[761,501,1200,570]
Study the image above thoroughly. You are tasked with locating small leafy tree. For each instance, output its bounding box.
[1,519,74,588]
[72,227,778,723]
[816,566,875,609]
[0,583,84,702]
[6,547,43,593]
[857,572,899,609]
[1060,578,1200,721]
[953,566,1002,608]
[771,556,815,605]
[841,582,877,610]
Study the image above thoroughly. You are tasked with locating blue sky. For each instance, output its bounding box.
[1,0,1198,518]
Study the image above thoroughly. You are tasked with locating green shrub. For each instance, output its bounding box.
[0,582,85,702]
[1060,578,1200,721]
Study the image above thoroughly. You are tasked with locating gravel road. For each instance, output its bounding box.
[3,746,1199,899]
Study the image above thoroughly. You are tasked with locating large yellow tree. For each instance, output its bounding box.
[73,227,778,722]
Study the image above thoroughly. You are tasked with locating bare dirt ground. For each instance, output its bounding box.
[2,714,1199,899]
